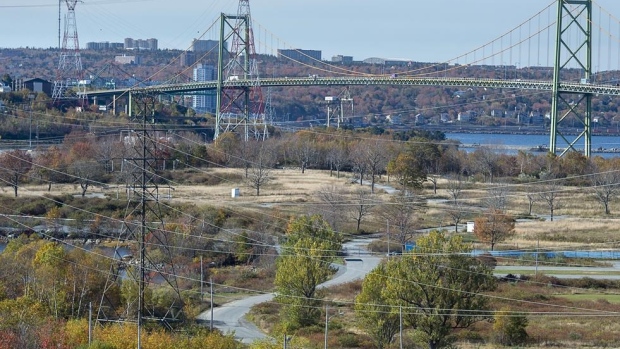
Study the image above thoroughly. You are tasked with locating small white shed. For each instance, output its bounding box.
[231,188,240,198]
[467,221,475,233]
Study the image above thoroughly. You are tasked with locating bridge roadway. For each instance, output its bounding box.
[84,76,620,98]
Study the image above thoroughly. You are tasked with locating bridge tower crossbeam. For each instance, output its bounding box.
[550,0,592,157]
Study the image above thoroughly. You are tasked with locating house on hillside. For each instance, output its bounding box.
[490,109,504,117]
[458,111,476,122]
[386,114,402,125]
[415,113,425,124]
[0,84,11,93]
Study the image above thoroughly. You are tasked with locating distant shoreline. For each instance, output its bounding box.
[416,125,620,137]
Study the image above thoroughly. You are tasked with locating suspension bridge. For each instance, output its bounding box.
[83,0,620,157]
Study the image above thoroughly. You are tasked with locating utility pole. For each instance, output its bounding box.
[387,220,390,260]
[210,277,214,331]
[399,305,403,349]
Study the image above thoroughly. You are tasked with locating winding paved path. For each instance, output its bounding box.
[197,238,381,343]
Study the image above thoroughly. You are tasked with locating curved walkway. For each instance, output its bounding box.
[196,238,381,343]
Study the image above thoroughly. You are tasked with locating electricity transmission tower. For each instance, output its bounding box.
[550,0,592,157]
[98,94,184,348]
[52,0,86,104]
[216,0,267,141]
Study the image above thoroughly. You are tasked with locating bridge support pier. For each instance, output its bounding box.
[550,0,592,157]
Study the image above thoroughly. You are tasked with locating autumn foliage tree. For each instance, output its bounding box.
[473,210,516,251]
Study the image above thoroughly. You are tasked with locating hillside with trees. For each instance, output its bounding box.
[3,47,620,134]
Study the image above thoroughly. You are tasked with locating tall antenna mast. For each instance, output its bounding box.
[52,0,85,104]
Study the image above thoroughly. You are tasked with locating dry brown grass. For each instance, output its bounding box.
[15,169,620,248]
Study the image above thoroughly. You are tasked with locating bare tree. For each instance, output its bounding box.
[470,146,498,183]
[93,134,121,173]
[247,142,276,196]
[68,160,105,197]
[538,172,563,221]
[379,191,421,252]
[0,149,33,197]
[326,142,349,178]
[485,183,511,212]
[524,183,538,216]
[591,167,620,215]
[360,138,389,193]
[446,175,465,203]
[348,187,376,232]
[290,132,317,173]
[446,175,466,233]
[315,185,348,231]
[349,141,368,186]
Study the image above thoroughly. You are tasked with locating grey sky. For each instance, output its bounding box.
[2,0,620,66]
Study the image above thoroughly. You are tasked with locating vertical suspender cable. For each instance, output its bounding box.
[594,10,603,75]
[548,6,551,67]
[538,12,541,66]
[608,14,612,73]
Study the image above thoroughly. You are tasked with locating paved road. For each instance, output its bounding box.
[197,238,381,344]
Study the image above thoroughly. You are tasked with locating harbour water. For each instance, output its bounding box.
[446,132,620,157]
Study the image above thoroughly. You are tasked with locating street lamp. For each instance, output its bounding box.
[324,305,343,349]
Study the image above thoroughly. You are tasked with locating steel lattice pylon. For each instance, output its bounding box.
[215,0,267,141]
[98,93,184,348]
[52,0,86,104]
[550,0,593,157]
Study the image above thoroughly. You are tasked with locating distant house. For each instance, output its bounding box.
[23,78,52,96]
[440,113,451,123]
[415,113,425,124]
[529,112,544,125]
[490,109,504,117]
[0,84,10,93]
[458,111,475,122]
[386,114,402,125]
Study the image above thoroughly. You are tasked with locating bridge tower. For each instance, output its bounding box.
[550,0,592,157]
[52,0,86,104]
[216,0,266,141]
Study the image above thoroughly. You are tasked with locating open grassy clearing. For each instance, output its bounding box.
[556,293,620,303]
[13,168,620,248]
[494,267,620,276]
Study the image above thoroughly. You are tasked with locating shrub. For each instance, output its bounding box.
[338,332,361,347]
[492,308,528,346]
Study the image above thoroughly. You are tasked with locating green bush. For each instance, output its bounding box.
[338,332,361,347]
[492,308,528,346]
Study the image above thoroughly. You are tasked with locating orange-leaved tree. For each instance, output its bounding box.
[473,209,515,251]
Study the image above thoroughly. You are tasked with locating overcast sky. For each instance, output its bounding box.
[2,0,620,65]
